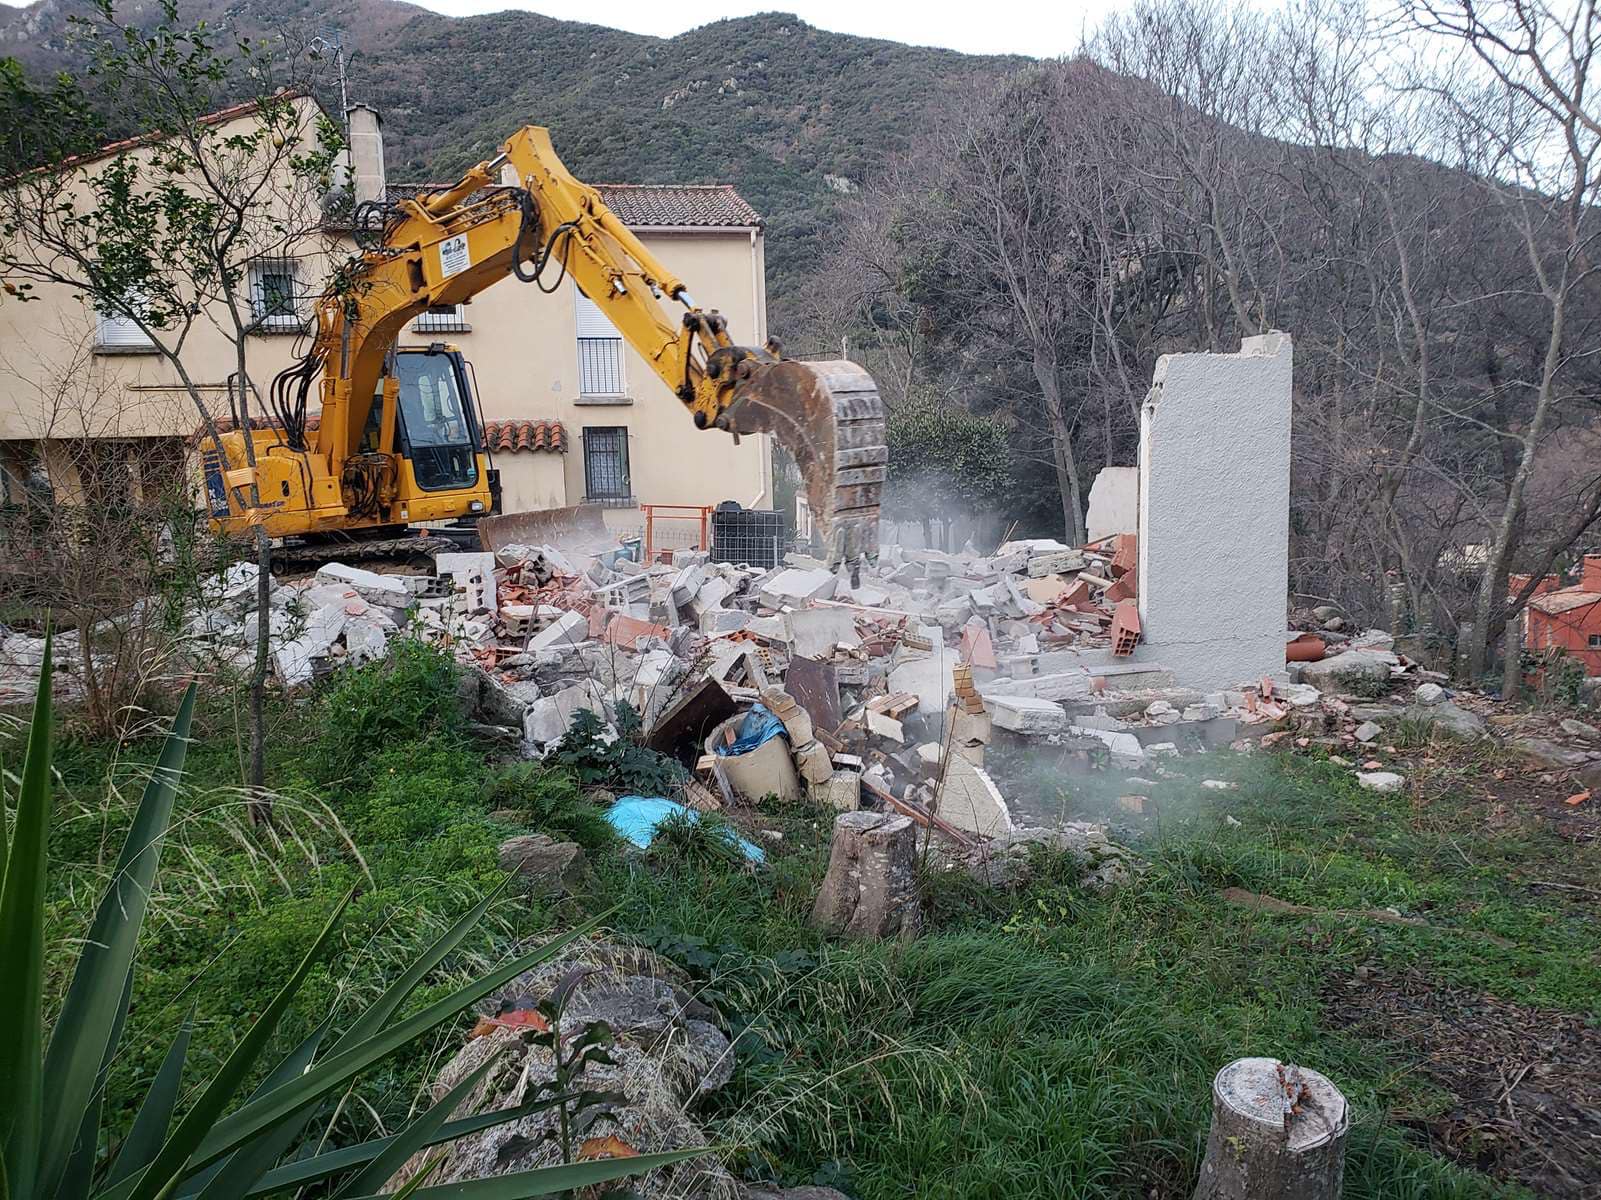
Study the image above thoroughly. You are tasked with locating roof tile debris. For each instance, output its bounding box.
[482,419,567,454]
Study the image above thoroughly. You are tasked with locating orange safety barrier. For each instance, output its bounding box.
[641,504,713,563]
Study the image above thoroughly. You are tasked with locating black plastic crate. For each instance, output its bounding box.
[710,501,785,568]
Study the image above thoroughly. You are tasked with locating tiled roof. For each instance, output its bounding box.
[483,419,566,455]
[1530,589,1601,617]
[385,182,761,229]
[593,184,762,228]
[46,92,311,174]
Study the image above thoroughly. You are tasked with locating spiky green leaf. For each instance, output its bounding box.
[40,684,197,1196]
[0,642,53,1200]
[335,1149,706,1200]
[105,1009,194,1189]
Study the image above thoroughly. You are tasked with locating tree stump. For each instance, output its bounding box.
[1193,1057,1349,1200]
[810,811,922,939]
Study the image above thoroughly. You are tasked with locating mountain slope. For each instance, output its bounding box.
[0,2,1019,321]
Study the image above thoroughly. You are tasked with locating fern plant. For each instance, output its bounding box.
[0,639,698,1200]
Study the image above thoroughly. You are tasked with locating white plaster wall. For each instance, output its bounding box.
[1086,466,1138,543]
[1134,332,1291,689]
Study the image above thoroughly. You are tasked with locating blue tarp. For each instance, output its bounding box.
[714,703,788,757]
[606,796,766,864]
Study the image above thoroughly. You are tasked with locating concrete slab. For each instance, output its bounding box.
[1087,466,1139,543]
[936,756,1014,837]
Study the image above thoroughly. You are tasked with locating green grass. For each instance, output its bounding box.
[18,646,1585,1198]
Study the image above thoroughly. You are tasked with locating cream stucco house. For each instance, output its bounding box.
[0,96,773,545]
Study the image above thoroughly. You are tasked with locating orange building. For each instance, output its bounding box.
[1512,555,1601,674]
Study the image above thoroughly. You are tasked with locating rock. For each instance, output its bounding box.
[988,694,1069,735]
[457,666,531,729]
[1284,683,1321,707]
[1353,721,1383,743]
[1560,718,1598,740]
[966,824,1146,892]
[1579,760,1601,792]
[1298,650,1395,693]
[1406,700,1485,739]
[1356,771,1405,793]
[1311,605,1341,621]
[1508,736,1596,769]
[1322,616,1346,631]
[497,835,586,896]
[811,812,921,939]
[1414,682,1446,706]
[387,940,737,1199]
[524,681,607,744]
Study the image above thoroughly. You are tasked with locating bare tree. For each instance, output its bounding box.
[0,1,342,805]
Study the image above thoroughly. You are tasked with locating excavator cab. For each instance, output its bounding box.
[388,346,484,494]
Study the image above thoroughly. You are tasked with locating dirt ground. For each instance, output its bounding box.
[1325,969,1601,1198]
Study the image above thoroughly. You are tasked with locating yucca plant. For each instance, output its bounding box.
[0,640,698,1199]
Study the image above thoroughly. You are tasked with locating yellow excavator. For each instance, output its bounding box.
[202,125,885,569]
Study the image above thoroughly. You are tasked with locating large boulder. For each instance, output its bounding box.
[497,835,586,896]
[1404,699,1486,739]
[1297,650,1394,693]
[386,941,739,1199]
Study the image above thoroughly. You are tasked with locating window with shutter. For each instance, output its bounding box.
[575,289,626,397]
[94,297,155,351]
[249,259,303,332]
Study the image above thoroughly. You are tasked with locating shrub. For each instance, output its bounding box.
[310,638,463,786]
[548,703,687,797]
[483,762,617,850]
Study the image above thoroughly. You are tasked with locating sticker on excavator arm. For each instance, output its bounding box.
[439,234,470,277]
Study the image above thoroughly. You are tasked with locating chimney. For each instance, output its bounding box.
[1583,553,1601,591]
[346,103,386,205]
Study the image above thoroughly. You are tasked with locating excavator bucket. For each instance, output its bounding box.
[726,359,886,568]
[477,502,612,554]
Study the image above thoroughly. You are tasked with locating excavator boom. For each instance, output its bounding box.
[213,124,885,570]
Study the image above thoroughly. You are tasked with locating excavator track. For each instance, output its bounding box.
[270,534,461,576]
[726,359,887,568]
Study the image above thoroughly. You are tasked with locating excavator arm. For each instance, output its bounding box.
[298,125,884,566]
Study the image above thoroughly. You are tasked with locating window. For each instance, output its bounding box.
[582,427,631,504]
[393,353,478,492]
[95,296,155,351]
[1590,634,1601,649]
[413,304,470,334]
[575,289,626,398]
[249,259,302,332]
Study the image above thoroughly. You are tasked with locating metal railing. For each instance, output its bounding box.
[578,337,626,396]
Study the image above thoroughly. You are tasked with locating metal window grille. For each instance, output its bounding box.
[250,260,302,330]
[578,338,626,395]
[582,426,631,503]
[1590,634,1601,649]
[414,304,471,333]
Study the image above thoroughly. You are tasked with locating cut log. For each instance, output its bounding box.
[810,811,922,939]
[1193,1057,1349,1200]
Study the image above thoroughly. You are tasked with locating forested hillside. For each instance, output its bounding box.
[0,0,1016,310]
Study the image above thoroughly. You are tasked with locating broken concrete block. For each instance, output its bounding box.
[950,707,992,745]
[816,770,861,812]
[866,709,904,743]
[529,610,587,651]
[669,562,707,609]
[1356,770,1405,793]
[524,681,607,744]
[784,607,860,659]
[315,563,415,605]
[1069,725,1146,766]
[688,576,733,622]
[435,551,498,614]
[794,739,835,784]
[700,608,752,635]
[889,653,956,716]
[760,567,838,607]
[989,695,1069,735]
[936,755,1014,837]
[1027,550,1088,577]
[1087,465,1139,543]
[344,618,389,664]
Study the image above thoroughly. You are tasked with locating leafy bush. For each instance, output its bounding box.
[0,640,694,1200]
[310,639,464,786]
[548,703,687,797]
[647,809,752,873]
[483,762,616,850]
